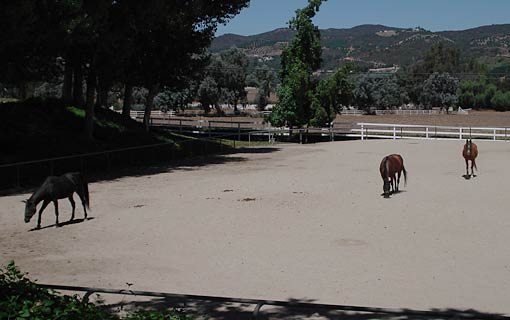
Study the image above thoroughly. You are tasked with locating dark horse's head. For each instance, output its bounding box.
[23,200,36,223]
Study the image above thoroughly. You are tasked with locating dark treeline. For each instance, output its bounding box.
[0,0,249,139]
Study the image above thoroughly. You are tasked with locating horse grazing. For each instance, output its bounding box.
[379,154,407,198]
[23,172,90,229]
[462,139,478,177]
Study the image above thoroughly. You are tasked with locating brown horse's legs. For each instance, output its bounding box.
[465,159,469,176]
[396,171,401,191]
[37,200,50,229]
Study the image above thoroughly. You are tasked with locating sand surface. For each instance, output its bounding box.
[1,140,510,318]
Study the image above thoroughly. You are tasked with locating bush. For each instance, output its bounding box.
[491,91,510,111]
[0,261,192,320]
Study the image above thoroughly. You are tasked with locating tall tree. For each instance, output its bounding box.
[270,0,326,128]
[310,66,353,126]
[419,73,459,110]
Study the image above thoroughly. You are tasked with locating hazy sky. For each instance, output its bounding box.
[216,0,510,36]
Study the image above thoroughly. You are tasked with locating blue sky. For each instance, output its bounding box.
[216,0,510,36]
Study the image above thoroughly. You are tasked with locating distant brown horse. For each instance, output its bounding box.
[462,139,478,177]
[379,154,407,198]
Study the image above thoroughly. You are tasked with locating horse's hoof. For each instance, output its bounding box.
[36,225,41,229]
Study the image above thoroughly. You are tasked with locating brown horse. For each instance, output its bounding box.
[462,139,478,178]
[379,154,407,198]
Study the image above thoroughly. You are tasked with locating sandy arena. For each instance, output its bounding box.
[1,139,510,317]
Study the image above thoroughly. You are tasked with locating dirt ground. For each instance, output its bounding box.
[334,110,510,127]
[170,110,510,128]
[1,140,510,318]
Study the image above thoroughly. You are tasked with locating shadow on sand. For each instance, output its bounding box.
[380,190,407,199]
[28,217,95,232]
[100,296,510,320]
[2,147,281,197]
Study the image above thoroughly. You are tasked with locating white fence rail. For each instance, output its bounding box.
[352,123,510,141]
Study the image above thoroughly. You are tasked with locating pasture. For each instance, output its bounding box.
[1,139,510,317]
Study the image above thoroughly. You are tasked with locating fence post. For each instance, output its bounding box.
[494,129,497,141]
[426,127,429,139]
[237,122,241,141]
[361,124,364,140]
[400,127,403,139]
[299,129,303,144]
[393,126,396,140]
[435,126,437,139]
[459,128,462,140]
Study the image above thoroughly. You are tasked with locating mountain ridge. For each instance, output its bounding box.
[212,24,510,68]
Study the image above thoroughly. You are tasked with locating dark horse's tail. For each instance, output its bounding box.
[79,173,90,210]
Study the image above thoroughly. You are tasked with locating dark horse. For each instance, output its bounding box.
[379,154,407,198]
[462,139,478,178]
[23,172,89,229]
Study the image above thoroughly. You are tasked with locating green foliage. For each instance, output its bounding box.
[419,73,459,109]
[353,74,405,111]
[0,261,193,320]
[310,67,353,126]
[457,79,498,109]
[123,310,191,320]
[270,0,326,127]
[0,261,116,320]
[491,91,510,111]
[270,61,313,127]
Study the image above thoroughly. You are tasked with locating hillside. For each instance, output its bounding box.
[212,24,510,69]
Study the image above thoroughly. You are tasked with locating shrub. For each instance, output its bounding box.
[0,261,192,320]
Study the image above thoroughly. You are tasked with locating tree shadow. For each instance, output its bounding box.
[1,146,281,196]
[99,295,510,320]
[28,217,95,232]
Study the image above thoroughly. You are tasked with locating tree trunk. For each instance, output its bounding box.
[62,53,73,103]
[96,78,109,109]
[85,70,97,141]
[73,56,84,106]
[122,82,133,118]
[143,83,160,132]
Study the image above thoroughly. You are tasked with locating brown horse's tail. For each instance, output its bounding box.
[402,165,408,186]
[472,159,478,171]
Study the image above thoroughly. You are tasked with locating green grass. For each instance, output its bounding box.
[67,106,126,131]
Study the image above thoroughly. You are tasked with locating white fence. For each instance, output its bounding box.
[352,123,510,141]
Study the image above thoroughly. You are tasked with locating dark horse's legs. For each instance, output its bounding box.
[465,159,470,177]
[37,200,50,229]
[68,195,76,221]
[53,200,60,227]
[76,190,88,220]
